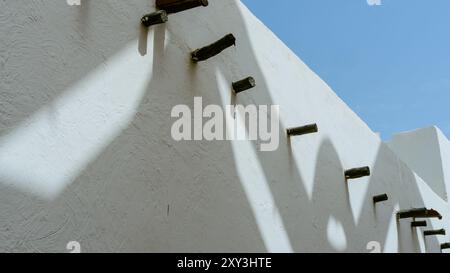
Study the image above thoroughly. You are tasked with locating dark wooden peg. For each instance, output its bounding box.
[397,208,442,220]
[411,221,427,228]
[141,11,168,27]
[232,77,256,94]
[286,124,318,137]
[345,167,371,180]
[424,229,446,236]
[441,243,450,250]
[191,34,236,63]
[373,194,389,204]
[156,0,209,14]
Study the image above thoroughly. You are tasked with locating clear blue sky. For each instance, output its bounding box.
[242,0,450,140]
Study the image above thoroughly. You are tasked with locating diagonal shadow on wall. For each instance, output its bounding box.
[0,0,445,252]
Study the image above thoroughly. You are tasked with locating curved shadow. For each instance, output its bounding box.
[0,0,152,137]
[0,0,447,252]
[1,0,267,252]
[310,138,355,252]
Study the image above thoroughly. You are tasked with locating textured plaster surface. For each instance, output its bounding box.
[0,0,449,252]
[387,127,449,201]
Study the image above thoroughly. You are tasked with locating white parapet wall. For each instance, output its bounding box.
[387,126,450,202]
[0,0,449,252]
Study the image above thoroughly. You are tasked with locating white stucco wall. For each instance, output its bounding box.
[387,127,449,201]
[437,128,450,201]
[0,0,449,253]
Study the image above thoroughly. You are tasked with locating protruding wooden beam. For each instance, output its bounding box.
[424,229,446,237]
[345,167,370,180]
[156,0,209,14]
[232,77,256,94]
[397,208,442,220]
[286,124,318,137]
[411,221,427,228]
[373,194,389,204]
[141,11,168,27]
[191,34,236,63]
[441,243,450,250]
